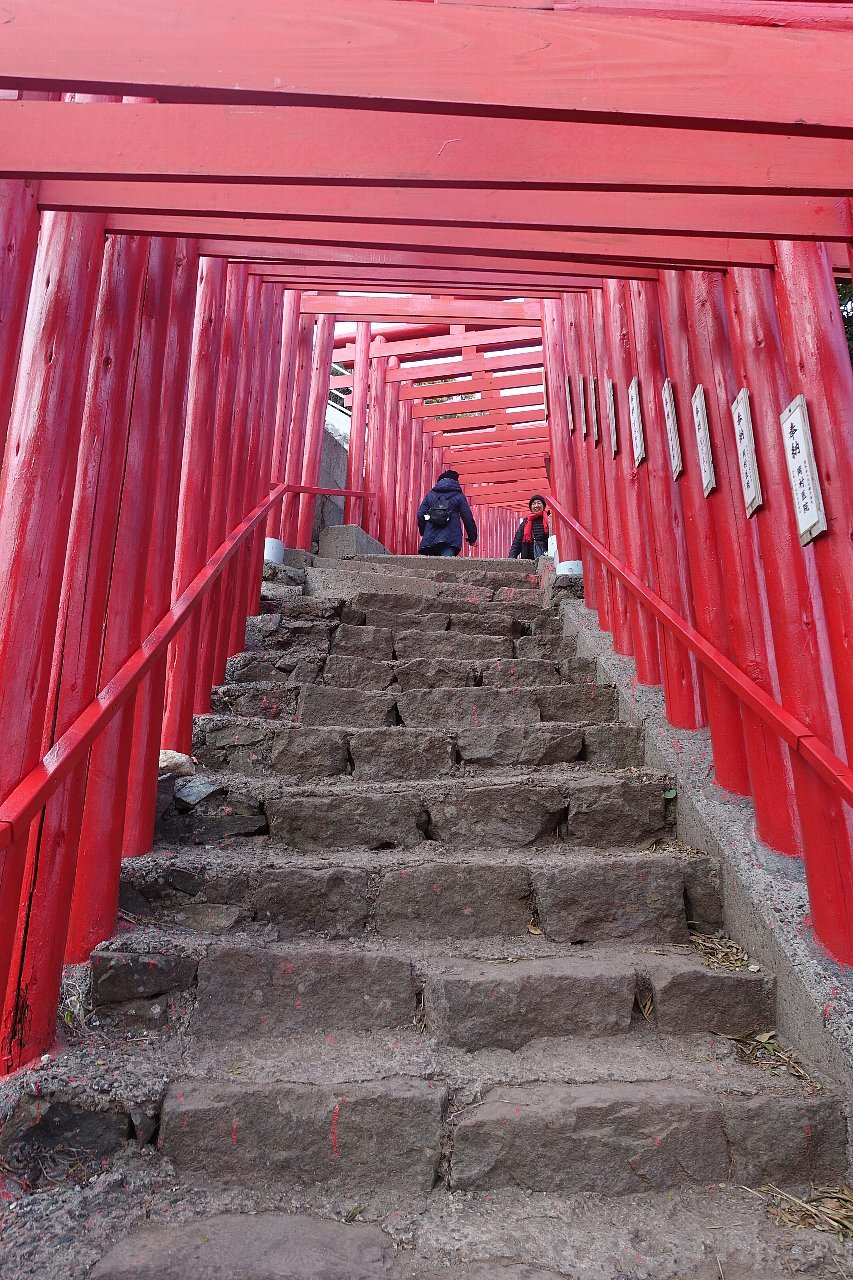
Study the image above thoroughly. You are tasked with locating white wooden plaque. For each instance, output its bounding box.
[661,378,683,479]
[731,387,762,517]
[579,374,588,439]
[628,376,645,466]
[564,375,575,434]
[606,378,618,456]
[780,394,827,545]
[589,374,600,445]
[691,384,716,496]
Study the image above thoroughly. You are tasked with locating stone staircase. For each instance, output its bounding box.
[1,553,850,1280]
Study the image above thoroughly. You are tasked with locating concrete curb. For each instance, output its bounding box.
[559,595,853,1103]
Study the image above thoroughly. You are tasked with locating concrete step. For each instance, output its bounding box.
[193,715,644,780]
[157,769,673,850]
[122,843,721,944]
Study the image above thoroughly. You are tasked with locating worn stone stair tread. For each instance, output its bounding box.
[126,836,718,941]
[93,930,772,1047]
[192,716,643,781]
[86,1191,853,1280]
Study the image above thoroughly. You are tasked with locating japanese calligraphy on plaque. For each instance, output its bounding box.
[691,384,716,496]
[628,376,645,466]
[606,378,618,456]
[661,378,683,480]
[780,394,827,545]
[731,387,762,517]
[589,374,600,445]
[564,375,575,434]
[579,374,588,439]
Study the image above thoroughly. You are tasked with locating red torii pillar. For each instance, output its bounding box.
[124,239,200,860]
[295,310,336,550]
[161,255,229,753]
[379,357,401,551]
[280,314,315,547]
[541,298,580,564]
[345,321,371,528]
[364,336,388,542]
[267,288,302,539]
[682,269,800,858]
[0,203,108,1039]
[1,229,153,1063]
[0,179,40,452]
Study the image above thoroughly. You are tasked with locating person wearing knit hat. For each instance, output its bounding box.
[508,495,550,561]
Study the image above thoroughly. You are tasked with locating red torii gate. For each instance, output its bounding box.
[0,0,851,1076]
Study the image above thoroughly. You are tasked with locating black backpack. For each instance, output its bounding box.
[428,492,453,528]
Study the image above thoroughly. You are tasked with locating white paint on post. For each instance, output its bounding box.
[606,378,618,456]
[661,378,683,479]
[691,384,716,497]
[628,376,645,466]
[780,394,828,545]
[589,374,599,445]
[731,387,762,517]
[579,374,587,439]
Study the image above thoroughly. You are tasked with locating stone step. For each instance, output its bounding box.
[323,655,580,691]
[85,1187,853,1280]
[349,552,540,586]
[155,939,774,1051]
[193,716,644,780]
[345,589,549,623]
[149,1036,842,1196]
[305,566,544,610]
[158,769,674,850]
[277,683,615,729]
[122,843,721,944]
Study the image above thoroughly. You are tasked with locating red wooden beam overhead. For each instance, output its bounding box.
[1,0,849,129]
[551,2,853,31]
[254,266,630,290]
[412,390,545,419]
[41,182,853,243]
[4,103,852,196]
[387,352,544,382]
[432,425,548,447]
[421,407,547,433]
[336,327,541,362]
[104,214,805,270]
[445,442,548,464]
[299,296,540,324]
[399,370,544,400]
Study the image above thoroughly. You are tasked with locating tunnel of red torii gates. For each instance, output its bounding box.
[0,0,851,1074]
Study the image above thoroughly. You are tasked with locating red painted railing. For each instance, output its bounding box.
[0,481,363,1074]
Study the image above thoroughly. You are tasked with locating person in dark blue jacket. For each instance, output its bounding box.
[417,470,478,557]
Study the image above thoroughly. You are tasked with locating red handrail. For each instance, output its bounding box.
[547,494,853,809]
[0,482,368,851]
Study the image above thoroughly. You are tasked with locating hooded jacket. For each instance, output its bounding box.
[417,476,478,554]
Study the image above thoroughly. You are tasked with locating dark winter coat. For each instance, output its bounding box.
[417,477,478,554]
[509,514,548,561]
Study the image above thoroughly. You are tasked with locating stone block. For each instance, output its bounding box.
[376,861,532,940]
[393,658,479,690]
[456,724,584,769]
[479,658,561,688]
[426,782,566,846]
[348,728,456,780]
[322,654,398,690]
[426,956,636,1049]
[297,686,399,728]
[397,688,540,728]
[564,775,671,847]
[190,944,416,1038]
[211,684,300,721]
[536,683,618,724]
[265,789,428,849]
[269,726,350,779]
[536,855,690,944]
[394,630,511,661]
[330,622,394,659]
[91,951,198,1005]
[723,1094,848,1184]
[91,1213,394,1280]
[647,955,775,1037]
[582,724,645,769]
[450,1084,729,1194]
[160,1078,445,1192]
[318,523,389,559]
